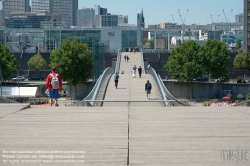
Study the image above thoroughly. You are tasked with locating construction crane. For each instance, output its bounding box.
[178,9,189,43]
[223,9,233,46]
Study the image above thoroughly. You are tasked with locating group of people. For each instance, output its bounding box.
[131,65,142,78]
[114,64,152,99]
[124,55,129,62]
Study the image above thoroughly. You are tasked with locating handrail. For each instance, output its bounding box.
[115,48,121,74]
[157,74,190,106]
[140,48,145,74]
[67,67,114,107]
[232,100,250,107]
[148,68,168,106]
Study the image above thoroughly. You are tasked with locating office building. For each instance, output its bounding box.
[2,0,30,13]
[244,0,250,51]
[32,0,52,13]
[95,14,118,27]
[94,5,107,16]
[77,8,95,27]
[235,13,243,23]
[51,0,78,26]
[5,12,52,29]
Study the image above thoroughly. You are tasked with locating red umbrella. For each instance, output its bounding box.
[222,96,230,100]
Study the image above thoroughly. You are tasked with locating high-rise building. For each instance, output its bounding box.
[94,5,107,16]
[77,8,95,27]
[2,0,30,13]
[32,0,52,13]
[51,0,78,26]
[235,13,243,23]
[244,0,250,51]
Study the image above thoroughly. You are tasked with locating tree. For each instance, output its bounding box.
[236,39,242,51]
[177,39,182,46]
[199,39,230,80]
[0,43,17,81]
[28,53,47,76]
[49,38,93,97]
[164,40,203,81]
[164,37,168,49]
[149,40,154,49]
[234,50,250,71]
[143,38,148,45]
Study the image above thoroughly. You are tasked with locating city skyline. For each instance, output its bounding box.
[77,0,243,25]
[0,0,243,25]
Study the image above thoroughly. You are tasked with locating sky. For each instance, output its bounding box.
[78,0,243,25]
[0,0,243,25]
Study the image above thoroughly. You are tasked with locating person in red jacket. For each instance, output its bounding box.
[46,67,62,106]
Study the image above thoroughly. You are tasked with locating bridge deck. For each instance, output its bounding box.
[0,105,249,165]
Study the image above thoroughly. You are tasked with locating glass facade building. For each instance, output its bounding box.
[122,30,137,48]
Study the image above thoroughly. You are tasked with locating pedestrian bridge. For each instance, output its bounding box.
[71,50,188,107]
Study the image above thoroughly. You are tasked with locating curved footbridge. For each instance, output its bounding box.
[75,50,189,107]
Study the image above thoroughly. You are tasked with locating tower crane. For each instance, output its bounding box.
[178,9,189,43]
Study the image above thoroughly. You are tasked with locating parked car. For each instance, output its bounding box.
[193,77,208,82]
[28,76,45,81]
[12,76,25,81]
[215,77,228,83]
[237,79,249,84]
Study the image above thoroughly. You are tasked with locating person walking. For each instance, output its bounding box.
[145,80,152,100]
[46,67,62,106]
[147,63,151,74]
[138,66,142,78]
[124,55,126,61]
[126,55,129,62]
[114,72,119,89]
[132,65,137,78]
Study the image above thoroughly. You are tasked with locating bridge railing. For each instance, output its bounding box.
[115,49,121,74]
[68,67,114,107]
[140,48,146,74]
[148,68,168,106]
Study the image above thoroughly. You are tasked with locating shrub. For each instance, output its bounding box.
[211,99,218,103]
[203,101,211,106]
[237,93,244,99]
[246,94,250,100]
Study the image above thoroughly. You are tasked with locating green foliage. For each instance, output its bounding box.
[49,38,93,85]
[143,38,148,44]
[234,50,250,71]
[149,40,154,49]
[164,37,168,49]
[202,101,211,106]
[0,43,17,80]
[246,94,250,100]
[211,99,218,103]
[199,39,230,79]
[237,93,244,99]
[28,53,47,73]
[164,40,203,81]
[236,39,242,50]
[177,39,182,46]
[234,100,241,104]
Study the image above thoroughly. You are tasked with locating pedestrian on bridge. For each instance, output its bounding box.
[138,66,142,78]
[114,72,119,89]
[145,80,152,100]
[132,65,137,78]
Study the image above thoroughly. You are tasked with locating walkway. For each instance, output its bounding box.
[103,52,162,106]
[0,105,249,165]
